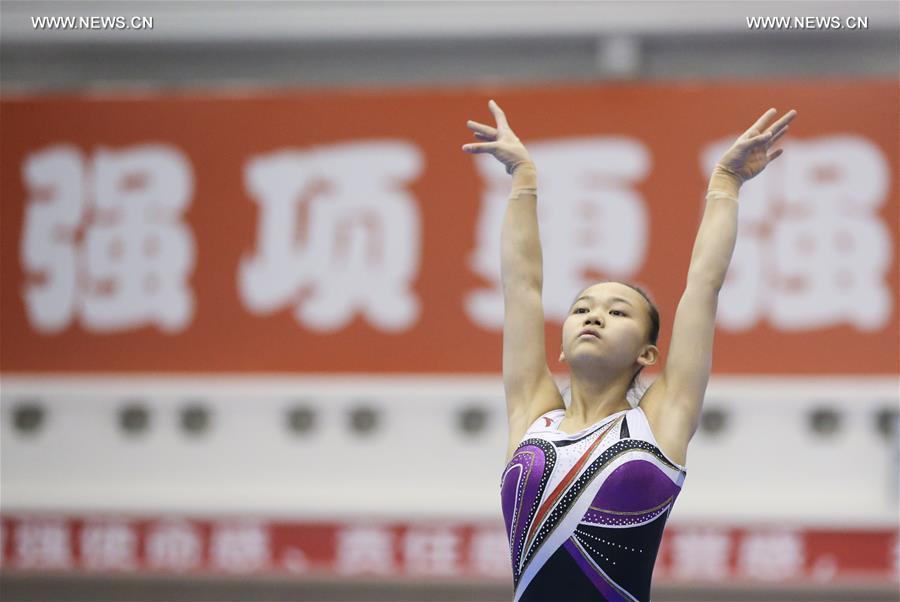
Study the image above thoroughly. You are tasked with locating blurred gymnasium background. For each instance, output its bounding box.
[1,1,898,601]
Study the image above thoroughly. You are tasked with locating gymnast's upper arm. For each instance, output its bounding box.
[643,281,718,446]
[502,282,564,445]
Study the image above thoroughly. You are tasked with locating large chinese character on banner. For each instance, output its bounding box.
[21,145,194,333]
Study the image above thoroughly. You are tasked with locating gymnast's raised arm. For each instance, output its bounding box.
[462,100,564,462]
[638,107,797,466]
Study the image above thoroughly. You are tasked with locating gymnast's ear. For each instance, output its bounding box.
[637,344,659,367]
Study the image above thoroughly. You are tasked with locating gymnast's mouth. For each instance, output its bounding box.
[578,329,601,339]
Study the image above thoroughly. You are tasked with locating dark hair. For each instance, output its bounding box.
[616,282,660,402]
[617,282,660,345]
[565,281,661,407]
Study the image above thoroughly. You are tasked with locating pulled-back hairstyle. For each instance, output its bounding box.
[563,281,661,408]
[620,282,660,405]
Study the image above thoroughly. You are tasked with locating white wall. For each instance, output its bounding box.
[2,375,897,527]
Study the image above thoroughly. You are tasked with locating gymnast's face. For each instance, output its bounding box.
[559,282,657,372]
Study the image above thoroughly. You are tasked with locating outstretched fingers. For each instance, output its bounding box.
[746,108,777,136]
[765,109,797,139]
[746,107,797,139]
[764,122,793,163]
[746,128,780,147]
[461,141,498,154]
[488,99,511,131]
[467,120,498,141]
[767,125,789,146]
[746,108,796,148]
[461,101,509,154]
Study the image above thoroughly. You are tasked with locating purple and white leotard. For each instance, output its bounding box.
[501,406,687,602]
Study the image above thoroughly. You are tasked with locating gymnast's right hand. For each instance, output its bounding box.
[462,99,534,175]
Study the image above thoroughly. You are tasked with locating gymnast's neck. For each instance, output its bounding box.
[565,368,634,428]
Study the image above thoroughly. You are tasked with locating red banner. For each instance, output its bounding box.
[1,81,897,374]
[1,515,896,586]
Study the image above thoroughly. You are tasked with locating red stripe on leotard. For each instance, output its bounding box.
[523,415,622,553]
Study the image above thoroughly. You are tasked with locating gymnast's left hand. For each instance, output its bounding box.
[714,108,797,183]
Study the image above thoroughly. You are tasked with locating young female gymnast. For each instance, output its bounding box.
[462,100,796,601]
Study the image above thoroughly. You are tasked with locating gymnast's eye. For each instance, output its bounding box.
[610,310,627,317]
[574,307,588,314]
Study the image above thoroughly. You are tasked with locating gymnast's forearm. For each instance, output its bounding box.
[685,166,742,291]
[501,163,543,293]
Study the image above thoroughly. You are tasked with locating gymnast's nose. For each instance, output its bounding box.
[584,313,603,328]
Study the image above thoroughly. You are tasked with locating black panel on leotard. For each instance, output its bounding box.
[520,544,610,602]
[572,511,670,602]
